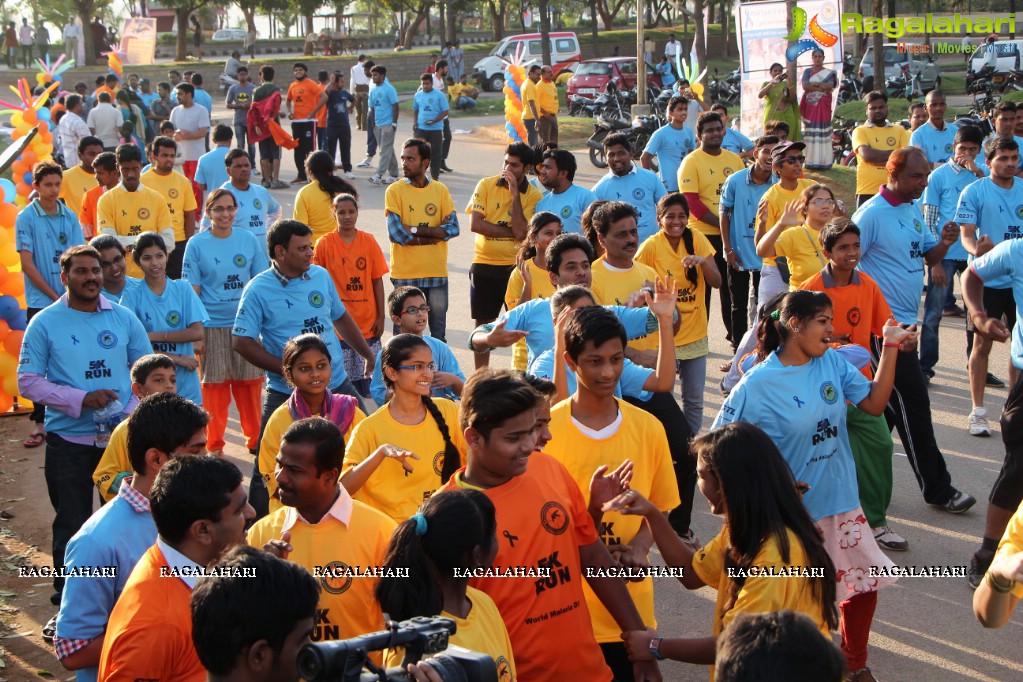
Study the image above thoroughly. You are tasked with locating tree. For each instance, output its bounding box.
[38,0,115,66]
[594,0,630,30]
[487,0,511,40]
[161,0,211,61]
[539,0,551,66]
[871,0,884,90]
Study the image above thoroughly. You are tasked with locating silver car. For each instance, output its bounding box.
[858,43,941,93]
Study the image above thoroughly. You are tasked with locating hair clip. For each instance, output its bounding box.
[411,513,428,536]
[770,310,781,320]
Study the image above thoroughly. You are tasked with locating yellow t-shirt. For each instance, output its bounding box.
[677,148,744,237]
[97,185,173,279]
[544,398,680,643]
[692,526,832,638]
[756,178,816,267]
[635,229,716,347]
[246,502,395,651]
[294,183,337,244]
[384,587,517,681]
[343,398,467,522]
[589,257,660,351]
[774,224,827,290]
[995,500,1023,599]
[59,165,98,217]
[385,179,456,280]
[536,80,559,115]
[521,79,538,120]
[259,401,366,514]
[851,123,910,196]
[504,259,556,371]
[465,176,542,266]
[140,169,198,242]
[448,83,465,104]
[93,419,131,502]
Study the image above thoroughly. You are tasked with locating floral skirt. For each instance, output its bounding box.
[817,506,898,602]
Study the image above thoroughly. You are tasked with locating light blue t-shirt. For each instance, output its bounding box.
[536,184,599,235]
[983,133,1023,169]
[956,176,1023,289]
[923,161,985,261]
[499,298,656,369]
[853,193,938,324]
[57,492,156,682]
[643,124,696,192]
[119,278,209,405]
[100,278,139,304]
[529,349,654,401]
[413,88,449,131]
[233,265,349,394]
[656,62,676,88]
[713,349,871,521]
[193,87,213,116]
[202,181,282,248]
[910,120,959,165]
[722,128,754,156]
[368,79,399,127]
[14,200,84,308]
[719,167,776,270]
[18,298,151,437]
[972,239,1023,369]
[592,165,668,242]
[369,335,465,405]
[194,145,230,191]
[182,228,270,328]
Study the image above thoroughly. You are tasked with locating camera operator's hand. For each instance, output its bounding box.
[405,662,445,682]
[263,530,292,560]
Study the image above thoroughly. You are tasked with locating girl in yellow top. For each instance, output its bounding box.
[294,150,359,243]
[377,489,516,681]
[636,193,721,434]
[609,422,839,676]
[259,334,365,514]
[342,334,466,522]
[756,184,835,290]
[505,211,562,370]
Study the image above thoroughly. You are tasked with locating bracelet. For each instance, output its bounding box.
[883,341,900,348]
[987,571,1016,594]
[648,636,665,661]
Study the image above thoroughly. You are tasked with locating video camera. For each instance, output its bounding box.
[296,615,498,682]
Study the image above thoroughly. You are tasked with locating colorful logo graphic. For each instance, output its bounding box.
[785,4,839,62]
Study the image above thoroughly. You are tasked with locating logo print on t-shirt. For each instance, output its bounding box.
[561,206,572,218]
[58,233,68,245]
[913,220,923,234]
[356,256,367,270]
[847,307,861,327]
[169,188,179,199]
[97,330,118,349]
[166,310,182,326]
[308,291,324,307]
[887,136,896,146]
[424,202,438,216]
[540,501,569,535]
[945,143,953,154]
[319,560,354,594]
[1016,205,1023,220]
[820,381,838,405]
[723,167,734,177]
[496,656,513,682]
[432,451,444,476]
[233,254,247,268]
[138,208,150,220]
[632,188,646,201]
[254,198,262,210]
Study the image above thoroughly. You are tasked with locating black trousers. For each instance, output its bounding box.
[442,118,452,161]
[45,434,104,592]
[726,266,760,352]
[167,239,187,280]
[625,392,695,534]
[27,307,45,423]
[324,124,353,172]
[870,336,955,505]
[704,234,734,346]
[291,120,316,180]
[415,128,444,180]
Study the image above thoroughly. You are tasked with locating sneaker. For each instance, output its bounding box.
[872,525,909,551]
[441,165,455,173]
[261,179,271,189]
[942,305,966,317]
[271,180,289,190]
[368,174,383,185]
[383,176,399,185]
[931,489,977,514]
[848,668,879,682]
[986,372,1006,387]
[356,156,373,168]
[344,171,355,179]
[252,168,261,176]
[719,379,730,397]
[968,550,994,590]
[969,408,991,437]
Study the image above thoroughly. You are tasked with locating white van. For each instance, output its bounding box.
[969,40,1023,73]
[472,32,581,91]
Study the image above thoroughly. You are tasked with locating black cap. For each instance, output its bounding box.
[771,140,807,164]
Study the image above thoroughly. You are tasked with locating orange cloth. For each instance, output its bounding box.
[312,230,389,338]
[79,184,108,239]
[288,77,323,120]
[98,544,205,682]
[202,379,262,452]
[439,453,613,682]
[268,119,298,149]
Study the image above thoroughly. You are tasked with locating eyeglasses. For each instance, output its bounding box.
[209,205,237,214]
[810,198,836,207]
[395,362,436,372]
[781,156,806,165]
[402,304,431,315]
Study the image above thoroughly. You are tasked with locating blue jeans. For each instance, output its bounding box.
[920,259,969,375]
[234,123,255,161]
[456,96,477,110]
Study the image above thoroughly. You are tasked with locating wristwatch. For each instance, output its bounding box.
[410,226,418,235]
[649,637,664,661]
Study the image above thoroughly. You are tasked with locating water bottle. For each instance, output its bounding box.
[93,399,124,449]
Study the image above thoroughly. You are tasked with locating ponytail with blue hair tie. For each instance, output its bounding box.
[411,512,428,536]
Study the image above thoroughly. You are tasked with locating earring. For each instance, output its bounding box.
[794,327,800,333]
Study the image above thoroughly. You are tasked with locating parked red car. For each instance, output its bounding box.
[566,57,663,100]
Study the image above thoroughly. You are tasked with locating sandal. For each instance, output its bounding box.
[23,432,44,448]
[42,614,57,644]
[718,360,732,373]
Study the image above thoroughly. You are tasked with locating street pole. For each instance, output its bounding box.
[637,0,647,106]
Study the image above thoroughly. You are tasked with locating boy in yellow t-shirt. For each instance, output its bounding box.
[851,91,910,206]
[58,137,103,216]
[93,354,179,500]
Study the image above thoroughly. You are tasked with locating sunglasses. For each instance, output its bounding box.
[780,155,806,165]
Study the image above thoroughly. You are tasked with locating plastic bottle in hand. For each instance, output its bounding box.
[93,399,124,448]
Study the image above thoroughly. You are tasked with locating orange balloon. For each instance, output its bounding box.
[22,109,36,125]
[0,390,13,414]
[14,182,30,198]
[3,330,22,356]
[0,319,9,341]
[11,160,27,176]
[2,274,22,299]
[0,204,18,228]
[21,149,36,166]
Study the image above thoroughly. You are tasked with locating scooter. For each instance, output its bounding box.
[587,111,661,168]
[219,73,239,93]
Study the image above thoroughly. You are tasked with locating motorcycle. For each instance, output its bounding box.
[832,117,857,167]
[885,63,925,100]
[568,93,603,118]
[587,111,662,169]
[219,72,239,93]
[837,57,865,106]
[953,113,994,137]
[707,68,740,107]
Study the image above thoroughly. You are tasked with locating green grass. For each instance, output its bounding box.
[804,165,857,208]
[558,116,596,144]
[834,99,972,123]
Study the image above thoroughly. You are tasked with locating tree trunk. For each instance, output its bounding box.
[175,7,191,62]
[591,0,599,52]
[721,0,729,58]
[304,13,314,36]
[439,1,446,45]
[402,3,432,49]
[872,0,884,89]
[75,0,96,65]
[539,0,551,65]
[488,0,505,40]
[242,7,257,32]
[692,0,706,67]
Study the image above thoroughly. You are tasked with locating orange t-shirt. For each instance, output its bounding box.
[312,230,389,339]
[288,77,323,120]
[98,544,205,682]
[94,84,117,101]
[800,265,891,379]
[79,184,108,239]
[316,82,328,127]
[440,452,613,682]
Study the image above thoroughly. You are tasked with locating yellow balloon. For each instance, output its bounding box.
[10,112,22,127]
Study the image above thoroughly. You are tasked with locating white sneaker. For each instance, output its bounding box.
[383,176,399,185]
[969,407,991,437]
[356,156,373,168]
[368,174,383,185]
[344,171,355,179]
[872,525,909,551]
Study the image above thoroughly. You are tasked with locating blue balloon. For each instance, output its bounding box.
[0,295,20,322]
[22,171,32,185]
[5,307,26,331]
[0,179,16,203]
[37,108,50,122]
